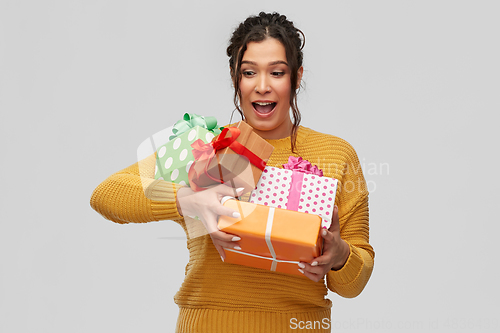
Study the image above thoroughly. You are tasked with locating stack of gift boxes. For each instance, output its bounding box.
[155,113,338,276]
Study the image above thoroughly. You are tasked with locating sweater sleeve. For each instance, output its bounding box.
[90,153,184,224]
[326,143,375,298]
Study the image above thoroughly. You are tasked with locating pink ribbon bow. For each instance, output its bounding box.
[282,156,323,176]
[281,156,323,211]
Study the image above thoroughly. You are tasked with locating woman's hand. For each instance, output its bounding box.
[298,206,350,282]
[176,185,244,260]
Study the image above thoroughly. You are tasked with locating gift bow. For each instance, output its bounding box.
[282,156,323,176]
[282,156,323,211]
[169,113,222,140]
[188,127,266,191]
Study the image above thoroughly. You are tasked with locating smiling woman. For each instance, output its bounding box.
[227,13,305,151]
[238,38,302,140]
[90,11,374,333]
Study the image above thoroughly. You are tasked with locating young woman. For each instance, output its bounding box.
[91,12,374,333]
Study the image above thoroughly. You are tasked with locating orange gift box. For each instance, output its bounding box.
[189,121,274,193]
[218,198,322,276]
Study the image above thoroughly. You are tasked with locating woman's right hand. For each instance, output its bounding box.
[176,185,244,260]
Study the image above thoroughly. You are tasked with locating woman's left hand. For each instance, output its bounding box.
[298,206,351,282]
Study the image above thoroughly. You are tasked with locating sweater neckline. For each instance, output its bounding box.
[264,126,309,150]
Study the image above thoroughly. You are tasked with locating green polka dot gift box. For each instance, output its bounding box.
[154,113,223,186]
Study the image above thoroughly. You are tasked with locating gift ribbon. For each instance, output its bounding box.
[287,171,305,211]
[283,156,323,211]
[282,156,323,176]
[265,207,278,271]
[188,139,224,188]
[188,127,267,191]
[225,249,300,266]
[169,113,223,140]
[224,206,301,270]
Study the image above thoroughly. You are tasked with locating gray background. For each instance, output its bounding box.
[1,0,499,332]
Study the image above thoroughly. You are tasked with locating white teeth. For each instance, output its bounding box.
[254,102,274,106]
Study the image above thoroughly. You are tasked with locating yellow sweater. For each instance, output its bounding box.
[90,126,374,333]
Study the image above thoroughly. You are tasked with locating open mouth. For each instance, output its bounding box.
[252,102,277,114]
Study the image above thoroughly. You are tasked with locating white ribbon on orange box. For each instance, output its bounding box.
[221,202,300,271]
[224,249,301,269]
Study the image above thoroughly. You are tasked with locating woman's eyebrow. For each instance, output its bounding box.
[241,60,289,66]
[269,60,288,66]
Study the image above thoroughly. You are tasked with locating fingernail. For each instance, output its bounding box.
[298,262,305,269]
[298,268,304,274]
[232,212,241,218]
[220,256,225,262]
[234,246,241,250]
[236,187,245,193]
[322,230,327,236]
[231,236,241,241]
[311,261,318,266]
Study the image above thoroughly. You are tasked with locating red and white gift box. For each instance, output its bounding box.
[249,156,338,229]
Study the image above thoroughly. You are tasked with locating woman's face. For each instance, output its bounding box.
[238,38,303,140]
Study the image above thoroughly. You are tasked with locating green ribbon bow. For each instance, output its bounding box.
[169,113,223,140]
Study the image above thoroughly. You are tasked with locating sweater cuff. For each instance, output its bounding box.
[327,243,364,285]
[145,179,184,221]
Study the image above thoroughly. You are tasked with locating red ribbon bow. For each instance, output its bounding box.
[188,127,266,191]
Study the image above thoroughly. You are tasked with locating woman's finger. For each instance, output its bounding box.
[210,229,240,243]
[307,252,332,267]
[212,240,241,253]
[211,233,241,261]
[298,265,322,282]
[213,243,227,260]
[328,205,340,233]
[212,205,241,219]
[320,227,335,243]
[299,261,324,274]
[211,236,240,249]
[200,214,220,234]
[212,184,245,198]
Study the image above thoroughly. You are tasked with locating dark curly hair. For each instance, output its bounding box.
[227,12,305,152]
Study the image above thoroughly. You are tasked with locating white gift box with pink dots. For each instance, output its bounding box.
[249,166,338,229]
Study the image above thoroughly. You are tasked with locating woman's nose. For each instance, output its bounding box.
[255,76,271,94]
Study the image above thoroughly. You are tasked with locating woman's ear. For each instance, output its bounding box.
[296,66,304,89]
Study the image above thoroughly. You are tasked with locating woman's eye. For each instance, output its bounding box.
[242,70,255,76]
[272,71,285,77]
